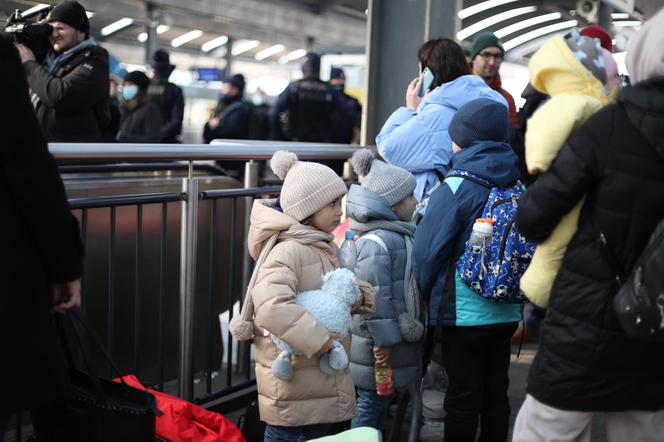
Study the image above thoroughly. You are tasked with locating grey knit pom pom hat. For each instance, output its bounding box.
[270,150,347,221]
[351,149,416,206]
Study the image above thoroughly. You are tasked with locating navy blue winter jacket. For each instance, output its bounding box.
[413,141,522,326]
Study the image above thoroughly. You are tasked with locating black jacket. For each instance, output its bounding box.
[516,78,664,411]
[24,41,110,142]
[0,36,84,414]
[147,79,184,143]
[118,100,163,143]
[203,97,252,143]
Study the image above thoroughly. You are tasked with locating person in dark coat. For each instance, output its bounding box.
[329,67,362,144]
[0,34,84,438]
[14,1,110,142]
[148,49,185,143]
[117,71,162,143]
[203,73,252,143]
[269,53,358,143]
[249,88,271,140]
[513,9,664,440]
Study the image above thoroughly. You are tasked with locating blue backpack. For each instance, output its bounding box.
[447,169,535,304]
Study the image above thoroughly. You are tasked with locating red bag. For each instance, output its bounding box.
[115,375,245,442]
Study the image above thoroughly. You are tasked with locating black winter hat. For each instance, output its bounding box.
[152,49,172,66]
[330,67,345,80]
[47,1,89,34]
[124,71,151,92]
[301,52,320,77]
[223,74,245,92]
[449,98,508,149]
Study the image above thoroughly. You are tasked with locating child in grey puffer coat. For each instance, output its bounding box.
[347,149,424,431]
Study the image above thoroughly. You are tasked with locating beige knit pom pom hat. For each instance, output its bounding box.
[270,150,347,221]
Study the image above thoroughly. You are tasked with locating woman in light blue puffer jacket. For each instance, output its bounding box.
[376,38,507,208]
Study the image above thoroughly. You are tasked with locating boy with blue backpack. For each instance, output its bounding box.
[413,98,533,441]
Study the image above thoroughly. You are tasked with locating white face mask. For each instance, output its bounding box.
[122,85,139,101]
[252,95,266,106]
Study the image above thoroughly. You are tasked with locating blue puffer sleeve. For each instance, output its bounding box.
[376,104,454,174]
[354,236,402,347]
[413,184,461,300]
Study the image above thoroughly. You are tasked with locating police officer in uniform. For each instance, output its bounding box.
[270,52,358,143]
[14,1,110,142]
[329,67,362,144]
[148,49,185,143]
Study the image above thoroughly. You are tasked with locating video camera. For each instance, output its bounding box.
[4,5,54,62]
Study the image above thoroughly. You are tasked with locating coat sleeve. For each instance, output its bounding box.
[0,38,83,283]
[376,104,452,173]
[516,107,609,243]
[23,55,107,113]
[160,85,184,142]
[252,245,330,359]
[354,238,402,348]
[269,88,290,140]
[209,104,251,140]
[119,106,162,143]
[413,184,461,299]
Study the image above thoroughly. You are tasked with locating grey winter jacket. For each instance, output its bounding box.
[347,185,422,390]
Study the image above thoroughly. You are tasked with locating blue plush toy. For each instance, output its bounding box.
[270,268,361,381]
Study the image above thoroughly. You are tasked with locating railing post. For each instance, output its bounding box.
[242,160,259,290]
[238,160,260,374]
[178,162,199,400]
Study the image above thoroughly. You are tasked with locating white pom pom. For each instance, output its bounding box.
[350,149,375,177]
[270,150,298,180]
[229,317,255,341]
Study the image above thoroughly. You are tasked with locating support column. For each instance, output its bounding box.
[361,0,426,146]
[424,0,462,41]
[145,3,159,65]
[224,36,233,76]
[361,0,461,146]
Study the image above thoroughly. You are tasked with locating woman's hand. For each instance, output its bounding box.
[406,76,423,110]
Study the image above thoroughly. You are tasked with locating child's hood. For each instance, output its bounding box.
[450,141,520,187]
[529,35,607,102]
[247,198,298,260]
[346,184,399,224]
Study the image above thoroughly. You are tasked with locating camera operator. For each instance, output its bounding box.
[14,1,110,142]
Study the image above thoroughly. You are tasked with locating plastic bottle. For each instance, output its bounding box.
[468,218,494,248]
[375,363,394,396]
[338,230,357,270]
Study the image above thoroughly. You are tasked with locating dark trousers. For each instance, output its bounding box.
[0,414,7,440]
[440,322,518,442]
[264,423,330,442]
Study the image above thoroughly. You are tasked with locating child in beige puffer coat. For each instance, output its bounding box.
[229,151,375,441]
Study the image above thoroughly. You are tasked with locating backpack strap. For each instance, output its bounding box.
[446,169,492,189]
[360,233,389,253]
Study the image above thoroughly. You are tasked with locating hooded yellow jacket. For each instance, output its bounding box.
[521,35,609,308]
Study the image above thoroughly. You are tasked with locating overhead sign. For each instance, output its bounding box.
[604,0,635,14]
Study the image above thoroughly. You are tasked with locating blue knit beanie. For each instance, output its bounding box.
[448,98,508,149]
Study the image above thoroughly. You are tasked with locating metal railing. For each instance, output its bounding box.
[7,141,364,441]
[56,141,364,402]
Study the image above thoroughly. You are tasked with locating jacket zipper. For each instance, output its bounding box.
[498,217,516,263]
[489,198,512,216]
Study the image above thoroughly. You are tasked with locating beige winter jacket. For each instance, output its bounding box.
[248,199,375,427]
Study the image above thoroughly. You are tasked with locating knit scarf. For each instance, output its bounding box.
[349,219,421,326]
[229,224,333,340]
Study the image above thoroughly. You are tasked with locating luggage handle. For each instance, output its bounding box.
[60,307,129,403]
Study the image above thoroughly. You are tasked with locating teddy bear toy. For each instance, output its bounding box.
[270,268,361,381]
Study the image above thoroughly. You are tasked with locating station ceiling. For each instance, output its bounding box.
[1,0,659,64]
